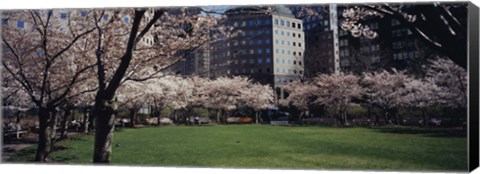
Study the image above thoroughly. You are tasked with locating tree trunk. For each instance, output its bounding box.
[49,110,59,152]
[298,111,304,125]
[422,108,429,127]
[216,110,221,124]
[93,99,116,163]
[129,108,136,128]
[156,110,161,126]
[60,109,71,139]
[256,111,259,124]
[384,109,390,125]
[35,107,54,162]
[83,109,90,134]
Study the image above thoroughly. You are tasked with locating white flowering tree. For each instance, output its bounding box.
[285,80,316,124]
[202,76,251,124]
[2,9,98,162]
[310,73,363,126]
[426,58,467,109]
[404,78,441,126]
[340,3,467,69]
[240,82,274,124]
[84,8,233,163]
[361,69,413,125]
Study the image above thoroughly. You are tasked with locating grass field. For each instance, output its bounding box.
[7,125,467,171]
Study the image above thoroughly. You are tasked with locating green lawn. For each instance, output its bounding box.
[7,125,467,171]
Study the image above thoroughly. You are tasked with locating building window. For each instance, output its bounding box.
[250,49,255,54]
[280,20,284,26]
[265,39,271,44]
[257,49,262,54]
[266,58,271,63]
[287,32,290,36]
[103,14,109,21]
[299,61,302,65]
[249,40,254,45]
[293,51,296,56]
[281,31,284,35]
[286,21,290,27]
[293,33,296,37]
[287,41,290,46]
[234,22,239,27]
[241,21,246,27]
[282,50,285,54]
[299,43,302,47]
[81,10,88,17]
[242,31,246,36]
[266,48,271,54]
[266,68,271,72]
[275,49,279,54]
[299,52,302,56]
[298,33,301,38]
[282,59,285,64]
[249,20,255,26]
[60,13,68,20]
[257,19,262,25]
[257,39,262,45]
[265,18,271,25]
[242,40,246,45]
[258,58,263,64]
[275,39,279,44]
[288,60,291,64]
[293,60,297,65]
[249,31,254,36]
[124,17,129,23]
[287,50,291,55]
[275,30,278,35]
[298,23,302,29]
[2,18,8,26]
[274,19,279,25]
[265,29,271,34]
[17,20,24,29]
[293,42,296,46]
[292,22,296,28]
[276,58,279,63]
[281,40,285,45]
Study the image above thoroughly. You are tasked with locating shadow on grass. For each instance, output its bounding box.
[368,126,466,138]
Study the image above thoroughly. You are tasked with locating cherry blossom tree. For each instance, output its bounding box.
[117,81,150,128]
[404,78,441,126]
[311,73,363,126]
[340,3,467,68]
[202,76,251,124]
[285,80,316,124]
[2,9,98,162]
[426,58,467,108]
[361,69,413,125]
[86,8,232,163]
[240,82,274,124]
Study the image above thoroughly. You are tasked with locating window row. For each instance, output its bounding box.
[275,58,303,65]
[273,18,302,29]
[233,58,272,65]
[240,29,271,36]
[231,38,271,46]
[274,29,302,38]
[275,39,302,47]
[275,68,303,75]
[275,49,303,56]
[393,51,417,60]
[231,67,272,74]
[233,18,272,27]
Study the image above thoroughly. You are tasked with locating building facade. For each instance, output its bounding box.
[209,6,305,101]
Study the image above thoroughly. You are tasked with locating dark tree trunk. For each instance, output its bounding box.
[383,109,390,125]
[422,108,429,127]
[256,111,259,125]
[93,99,116,163]
[35,107,54,162]
[129,108,137,128]
[60,108,71,139]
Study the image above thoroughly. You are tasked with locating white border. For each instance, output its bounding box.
[1,0,478,174]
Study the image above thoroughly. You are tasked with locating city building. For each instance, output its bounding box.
[209,6,305,102]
